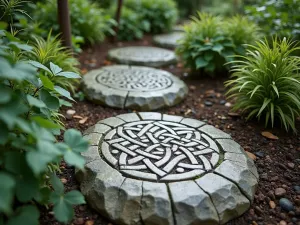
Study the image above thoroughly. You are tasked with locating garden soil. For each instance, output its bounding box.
[40,35,300,225]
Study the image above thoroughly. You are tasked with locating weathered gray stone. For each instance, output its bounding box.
[199,125,231,139]
[83,124,111,135]
[215,160,258,201]
[78,114,258,225]
[141,182,174,225]
[108,46,177,67]
[169,180,219,225]
[196,173,250,224]
[173,25,184,32]
[115,178,143,225]
[153,32,184,48]
[82,66,187,110]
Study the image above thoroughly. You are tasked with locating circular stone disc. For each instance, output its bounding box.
[153,32,184,48]
[82,65,188,110]
[77,113,259,225]
[107,46,177,67]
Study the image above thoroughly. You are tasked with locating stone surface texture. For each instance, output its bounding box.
[82,65,188,110]
[77,113,259,225]
[153,32,184,48]
[108,46,177,67]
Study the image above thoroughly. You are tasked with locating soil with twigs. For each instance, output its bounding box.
[40,35,300,225]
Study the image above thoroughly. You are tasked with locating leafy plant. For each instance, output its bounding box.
[109,6,149,41]
[33,0,115,44]
[225,37,300,132]
[245,0,300,40]
[176,12,260,75]
[124,0,178,34]
[0,29,88,224]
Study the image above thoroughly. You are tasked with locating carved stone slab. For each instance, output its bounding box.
[77,113,259,225]
[82,65,188,110]
[153,32,184,48]
[107,46,177,67]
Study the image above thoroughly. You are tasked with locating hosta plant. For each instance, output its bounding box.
[0,29,88,224]
[176,12,260,75]
[225,38,300,132]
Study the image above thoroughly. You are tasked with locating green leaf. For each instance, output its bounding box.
[64,190,85,205]
[50,192,74,223]
[50,174,64,194]
[0,172,15,214]
[195,57,209,69]
[0,84,12,104]
[257,98,271,116]
[31,116,62,129]
[26,95,46,108]
[54,86,75,101]
[64,129,88,153]
[56,71,81,79]
[29,60,51,74]
[204,51,214,61]
[0,122,8,145]
[64,150,85,169]
[39,89,60,110]
[6,205,39,225]
[40,74,54,90]
[50,62,62,75]
[212,43,224,53]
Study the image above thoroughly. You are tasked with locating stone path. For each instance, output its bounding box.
[108,46,177,67]
[82,65,188,110]
[77,113,259,225]
[153,32,184,48]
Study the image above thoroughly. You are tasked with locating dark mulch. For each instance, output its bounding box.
[40,35,300,225]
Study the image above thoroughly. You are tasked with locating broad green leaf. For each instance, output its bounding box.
[50,62,62,75]
[50,192,74,223]
[0,172,15,214]
[31,116,62,129]
[56,71,81,79]
[0,59,36,82]
[39,89,60,110]
[6,205,39,225]
[64,190,85,205]
[54,86,75,101]
[34,187,51,204]
[50,174,64,194]
[203,51,214,61]
[40,75,54,90]
[212,43,224,53]
[0,84,12,103]
[64,151,85,169]
[64,129,88,153]
[195,57,209,69]
[9,42,33,52]
[29,60,51,74]
[0,122,8,145]
[26,95,46,108]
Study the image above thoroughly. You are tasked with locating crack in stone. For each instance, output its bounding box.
[139,182,146,225]
[123,91,130,109]
[166,183,177,225]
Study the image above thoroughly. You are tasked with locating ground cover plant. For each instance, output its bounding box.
[225,37,300,132]
[176,12,260,75]
[245,0,300,40]
[124,0,178,34]
[33,0,115,44]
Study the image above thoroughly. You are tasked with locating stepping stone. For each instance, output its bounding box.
[173,25,184,32]
[82,65,188,110]
[153,32,184,48]
[77,113,259,225]
[108,46,177,67]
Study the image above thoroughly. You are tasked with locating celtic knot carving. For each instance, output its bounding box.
[102,120,220,182]
[96,68,173,91]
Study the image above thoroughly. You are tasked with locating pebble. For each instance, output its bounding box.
[219,100,226,105]
[269,200,276,209]
[254,206,263,215]
[294,186,300,192]
[66,109,76,120]
[275,188,287,197]
[279,220,287,225]
[279,198,294,212]
[204,101,213,107]
[74,217,85,225]
[267,190,275,200]
[246,151,257,160]
[254,151,264,158]
[287,162,295,169]
[189,85,196,91]
[225,102,232,107]
[85,221,94,225]
[60,178,67,184]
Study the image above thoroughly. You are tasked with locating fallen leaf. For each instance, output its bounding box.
[228,112,240,117]
[176,63,183,68]
[79,117,88,124]
[60,178,67,184]
[103,60,112,65]
[269,200,276,209]
[245,151,256,161]
[184,109,192,116]
[73,115,83,119]
[81,68,88,75]
[85,220,94,225]
[261,131,279,140]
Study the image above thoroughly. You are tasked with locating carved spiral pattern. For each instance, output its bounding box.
[103,120,220,181]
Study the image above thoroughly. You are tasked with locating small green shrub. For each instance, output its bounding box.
[225,38,300,132]
[245,0,300,40]
[33,0,115,44]
[0,29,88,224]
[176,12,260,74]
[109,6,149,41]
[124,0,178,34]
